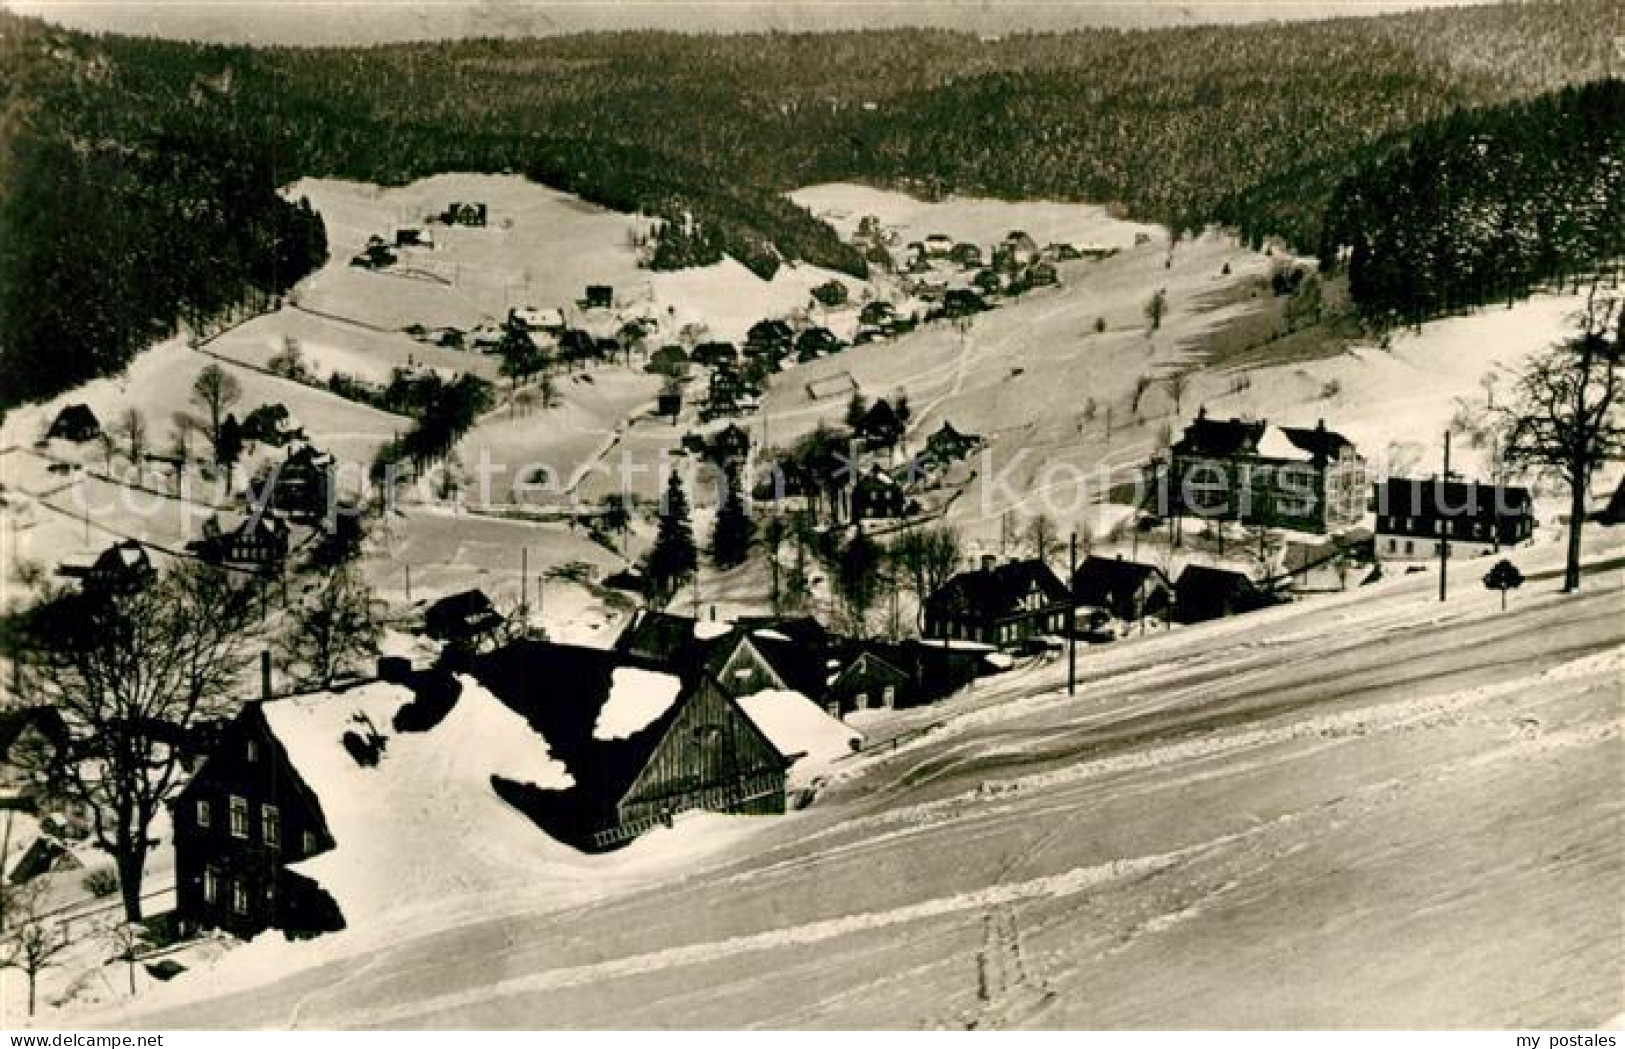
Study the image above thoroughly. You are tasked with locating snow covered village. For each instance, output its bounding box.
[0,1,1621,1034]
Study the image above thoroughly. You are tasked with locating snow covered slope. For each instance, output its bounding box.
[93,529,1624,1029]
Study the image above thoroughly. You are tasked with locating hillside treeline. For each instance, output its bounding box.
[0,26,326,405]
[0,1,1620,405]
[1319,78,1625,328]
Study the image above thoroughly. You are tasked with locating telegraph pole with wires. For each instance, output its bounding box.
[1439,430,1451,603]
[1067,531,1078,697]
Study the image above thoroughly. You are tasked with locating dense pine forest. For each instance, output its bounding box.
[1319,78,1625,327]
[0,1,1620,405]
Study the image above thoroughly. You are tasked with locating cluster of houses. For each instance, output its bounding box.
[897,229,1073,305]
[167,601,1025,938]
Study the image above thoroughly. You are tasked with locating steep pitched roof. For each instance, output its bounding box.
[1278,422,1357,461]
[1174,564,1258,598]
[472,641,787,824]
[472,641,681,813]
[716,631,829,698]
[1172,412,1266,458]
[1071,556,1171,605]
[0,707,67,761]
[612,609,706,666]
[931,558,1071,618]
[1374,477,1532,520]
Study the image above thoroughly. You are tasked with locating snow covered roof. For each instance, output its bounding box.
[593,668,684,741]
[1257,425,1312,462]
[260,678,573,924]
[734,690,861,775]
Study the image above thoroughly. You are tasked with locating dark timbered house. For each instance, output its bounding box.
[923,557,1073,648]
[1372,477,1535,560]
[1071,555,1173,624]
[171,703,343,939]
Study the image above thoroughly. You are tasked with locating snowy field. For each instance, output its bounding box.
[791,183,1163,253]
[61,528,1622,1029]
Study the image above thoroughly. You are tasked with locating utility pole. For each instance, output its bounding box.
[1439,430,1450,603]
[404,563,412,603]
[1067,531,1078,697]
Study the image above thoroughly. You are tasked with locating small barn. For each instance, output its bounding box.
[824,643,915,716]
[1071,555,1173,624]
[1173,564,1278,624]
[806,371,858,403]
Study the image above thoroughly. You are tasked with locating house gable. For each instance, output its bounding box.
[711,635,789,697]
[615,676,787,829]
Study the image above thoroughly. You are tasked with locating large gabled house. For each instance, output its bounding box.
[171,700,344,939]
[923,557,1073,648]
[1160,410,1367,534]
[1372,477,1535,560]
[0,707,69,813]
[924,421,982,465]
[853,466,908,521]
[1071,555,1173,624]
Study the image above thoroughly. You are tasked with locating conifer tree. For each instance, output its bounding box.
[647,473,698,599]
[710,464,754,569]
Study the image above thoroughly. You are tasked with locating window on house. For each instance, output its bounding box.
[229,795,248,840]
[245,738,258,762]
[231,877,249,915]
[196,798,211,829]
[1405,540,1414,554]
[262,804,280,849]
[882,686,896,708]
[202,866,219,905]
[302,830,320,855]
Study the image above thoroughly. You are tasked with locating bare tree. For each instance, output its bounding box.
[1024,513,1059,566]
[1499,286,1623,592]
[278,564,383,690]
[116,408,148,472]
[1131,374,1154,417]
[105,921,145,998]
[1,885,69,1016]
[892,525,963,630]
[1163,370,1191,419]
[190,363,242,449]
[8,561,263,921]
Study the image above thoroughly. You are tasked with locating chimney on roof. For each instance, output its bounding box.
[261,650,272,702]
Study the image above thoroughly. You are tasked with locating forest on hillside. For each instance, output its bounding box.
[0,0,1620,405]
[1319,78,1625,328]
